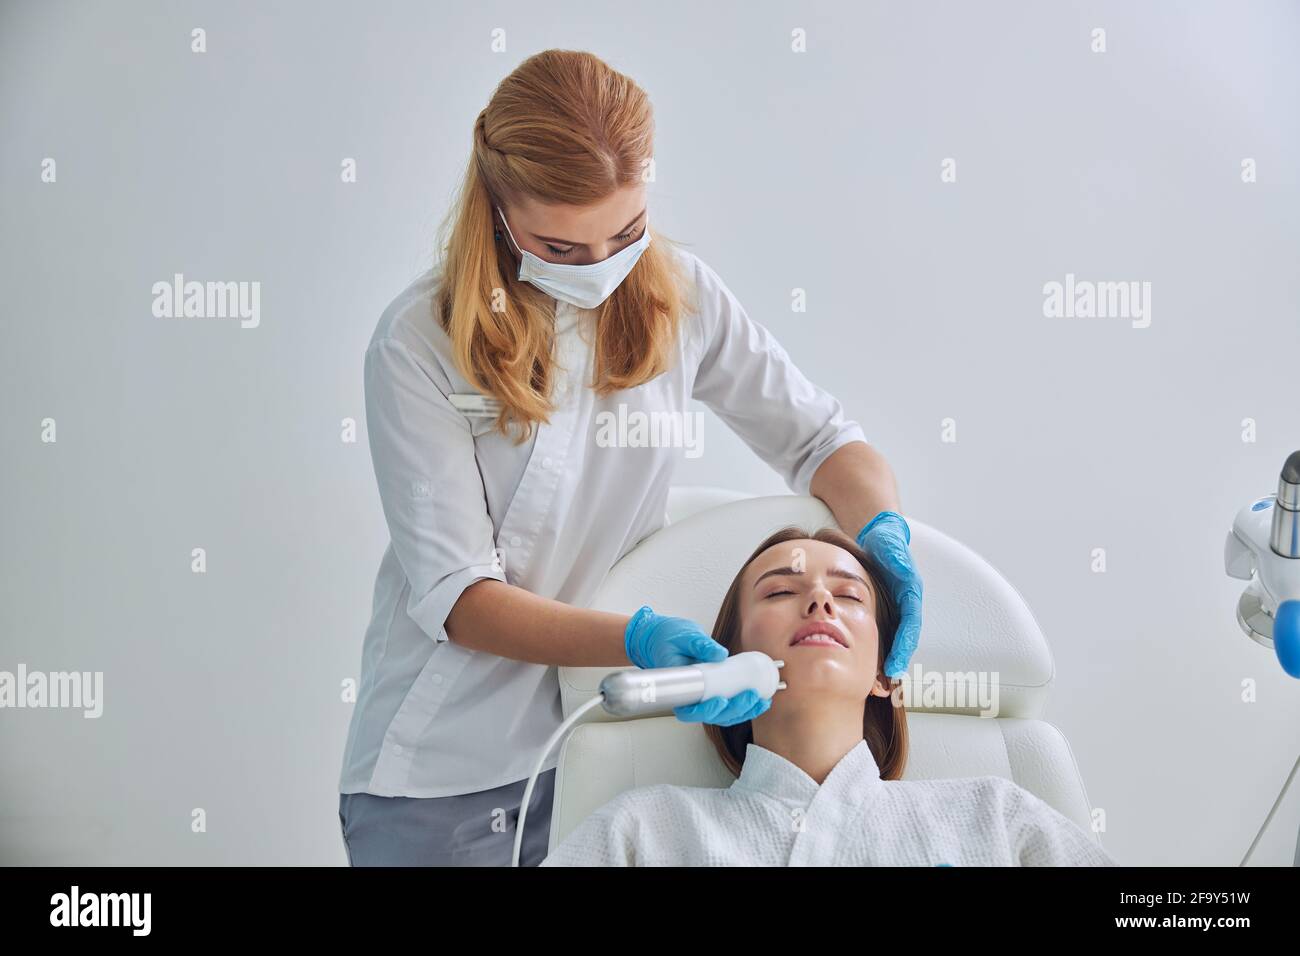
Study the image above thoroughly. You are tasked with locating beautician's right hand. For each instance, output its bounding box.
[623,605,771,727]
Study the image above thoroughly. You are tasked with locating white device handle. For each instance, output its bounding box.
[700,651,782,701]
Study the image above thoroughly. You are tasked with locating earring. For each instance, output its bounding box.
[494,228,503,240]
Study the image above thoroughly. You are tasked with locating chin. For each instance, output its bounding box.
[781,658,863,690]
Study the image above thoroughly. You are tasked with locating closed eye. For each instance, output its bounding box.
[764,588,864,602]
[545,224,643,259]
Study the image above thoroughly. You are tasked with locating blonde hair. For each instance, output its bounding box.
[433,49,693,443]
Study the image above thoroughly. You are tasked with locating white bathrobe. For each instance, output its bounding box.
[540,739,1117,866]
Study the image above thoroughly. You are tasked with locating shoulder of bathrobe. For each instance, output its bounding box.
[879,773,1030,816]
[582,781,734,829]
[955,773,1071,825]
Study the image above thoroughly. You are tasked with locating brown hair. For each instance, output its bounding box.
[433,49,693,443]
[703,525,910,781]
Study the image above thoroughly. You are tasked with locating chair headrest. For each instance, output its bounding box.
[559,494,1053,720]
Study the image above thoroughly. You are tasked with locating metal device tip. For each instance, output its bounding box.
[776,681,787,691]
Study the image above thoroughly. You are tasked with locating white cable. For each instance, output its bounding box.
[512,694,607,868]
[1239,751,1300,866]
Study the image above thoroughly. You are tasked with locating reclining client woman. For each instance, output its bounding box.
[541,526,1118,867]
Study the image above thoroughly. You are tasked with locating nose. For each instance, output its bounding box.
[805,582,835,617]
[573,243,616,265]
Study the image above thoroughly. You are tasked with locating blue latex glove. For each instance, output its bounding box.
[623,605,772,726]
[855,511,923,678]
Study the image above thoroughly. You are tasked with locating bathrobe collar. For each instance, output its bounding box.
[730,738,883,804]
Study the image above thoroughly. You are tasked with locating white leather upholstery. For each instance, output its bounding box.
[664,484,751,525]
[549,489,1102,853]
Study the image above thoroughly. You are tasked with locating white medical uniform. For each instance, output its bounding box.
[338,245,867,798]
[540,739,1118,866]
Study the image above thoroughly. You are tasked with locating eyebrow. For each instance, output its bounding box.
[532,208,646,247]
[752,566,870,589]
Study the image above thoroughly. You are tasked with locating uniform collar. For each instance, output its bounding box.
[554,299,581,334]
[729,738,882,804]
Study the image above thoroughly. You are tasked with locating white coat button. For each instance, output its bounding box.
[543,457,553,470]
[392,744,403,755]
[431,674,443,685]
[510,535,522,547]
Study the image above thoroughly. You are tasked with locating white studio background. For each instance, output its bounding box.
[1,0,1297,865]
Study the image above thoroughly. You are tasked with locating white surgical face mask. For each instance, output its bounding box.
[496,204,651,310]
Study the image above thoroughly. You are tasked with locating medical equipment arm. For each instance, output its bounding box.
[1224,450,1300,866]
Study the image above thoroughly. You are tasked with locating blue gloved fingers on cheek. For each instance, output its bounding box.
[885,589,923,677]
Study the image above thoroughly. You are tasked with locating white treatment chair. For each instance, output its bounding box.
[548,488,1106,855]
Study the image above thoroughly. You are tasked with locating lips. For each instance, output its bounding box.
[790,621,849,648]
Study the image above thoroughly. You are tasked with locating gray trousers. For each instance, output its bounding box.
[338,768,557,866]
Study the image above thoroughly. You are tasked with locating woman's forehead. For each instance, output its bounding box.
[510,187,645,245]
[747,538,858,581]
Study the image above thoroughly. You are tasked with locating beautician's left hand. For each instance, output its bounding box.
[855,511,922,678]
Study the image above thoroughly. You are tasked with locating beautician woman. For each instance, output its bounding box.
[337,49,922,866]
